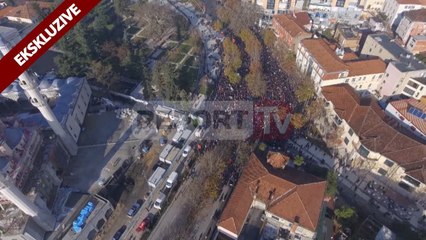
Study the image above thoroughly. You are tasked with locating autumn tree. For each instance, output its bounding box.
[87,61,117,89]
[213,20,224,32]
[263,29,276,48]
[246,60,266,97]
[239,28,261,61]
[290,113,306,129]
[295,79,316,103]
[217,0,261,33]
[223,37,242,84]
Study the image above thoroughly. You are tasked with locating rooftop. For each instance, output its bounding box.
[273,14,308,38]
[346,58,387,77]
[301,38,348,74]
[396,0,426,5]
[404,8,426,22]
[322,84,426,184]
[368,33,409,60]
[388,98,426,135]
[0,1,53,21]
[218,152,326,237]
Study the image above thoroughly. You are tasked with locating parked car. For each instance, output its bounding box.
[154,193,166,210]
[135,216,151,232]
[127,201,142,217]
[159,137,167,146]
[112,225,126,240]
[140,140,151,153]
[182,145,191,157]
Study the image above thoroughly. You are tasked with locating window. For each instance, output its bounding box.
[344,137,349,145]
[407,80,419,89]
[271,215,280,221]
[349,128,354,136]
[358,145,370,158]
[403,87,415,95]
[384,159,394,167]
[345,79,349,83]
[378,168,387,175]
[403,175,421,187]
[368,83,372,88]
[267,0,275,9]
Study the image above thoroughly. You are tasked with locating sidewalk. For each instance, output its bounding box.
[288,137,338,169]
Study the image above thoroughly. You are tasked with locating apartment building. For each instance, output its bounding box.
[361,33,426,99]
[360,0,385,11]
[334,25,361,51]
[406,35,426,54]
[296,38,386,94]
[385,98,426,140]
[319,84,426,230]
[272,13,311,51]
[217,152,326,240]
[251,0,297,14]
[395,9,426,45]
[382,0,426,29]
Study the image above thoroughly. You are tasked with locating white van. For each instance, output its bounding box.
[154,193,166,210]
[182,145,192,157]
[165,172,178,189]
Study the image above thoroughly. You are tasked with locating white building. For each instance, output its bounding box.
[1,74,92,143]
[382,0,426,29]
[395,8,426,45]
[385,98,426,140]
[296,38,386,95]
[319,84,426,230]
[360,33,426,99]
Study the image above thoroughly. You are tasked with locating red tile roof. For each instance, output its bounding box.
[389,98,426,135]
[404,9,426,22]
[273,14,307,38]
[301,38,348,74]
[218,153,326,236]
[293,12,311,28]
[0,1,53,20]
[396,0,426,4]
[322,84,426,184]
[346,58,387,77]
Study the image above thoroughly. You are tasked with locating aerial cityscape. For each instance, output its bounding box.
[0,0,425,239]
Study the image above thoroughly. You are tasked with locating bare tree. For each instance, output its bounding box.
[134,2,178,39]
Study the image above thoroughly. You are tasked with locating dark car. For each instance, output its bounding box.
[127,202,142,217]
[140,140,151,153]
[159,137,167,146]
[136,216,151,232]
[112,225,126,240]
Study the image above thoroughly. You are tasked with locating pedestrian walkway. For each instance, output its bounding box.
[288,137,338,169]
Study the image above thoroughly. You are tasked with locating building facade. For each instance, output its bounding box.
[406,35,426,54]
[395,9,426,45]
[382,0,426,29]
[272,13,311,51]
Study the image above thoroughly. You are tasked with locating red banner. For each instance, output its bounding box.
[0,0,101,92]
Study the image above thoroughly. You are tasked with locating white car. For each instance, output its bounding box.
[182,145,192,157]
[154,193,166,210]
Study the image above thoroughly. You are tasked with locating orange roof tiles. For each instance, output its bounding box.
[218,153,326,236]
[301,38,348,74]
[0,1,53,21]
[273,14,307,38]
[346,58,387,77]
[389,98,426,135]
[322,84,426,184]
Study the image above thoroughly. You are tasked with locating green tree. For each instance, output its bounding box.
[31,3,47,20]
[326,171,338,197]
[334,207,355,220]
[294,155,304,167]
[151,62,178,100]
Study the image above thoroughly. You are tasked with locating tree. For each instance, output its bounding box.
[290,113,306,129]
[114,0,131,16]
[223,37,242,84]
[218,0,261,33]
[212,20,224,32]
[263,29,276,48]
[326,171,338,197]
[87,61,117,89]
[295,79,316,103]
[31,2,47,20]
[294,155,304,167]
[334,207,355,220]
[235,142,253,167]
[151,62,178,100]
[239,28,261,61]
[246,60,266,97]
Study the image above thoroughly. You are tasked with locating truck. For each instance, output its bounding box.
[159,144,173,162]
[172,131,183,143]
[148,167,166,189]
[179,129,192,143]
[165,147,180,165]
[165,172,178,188]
